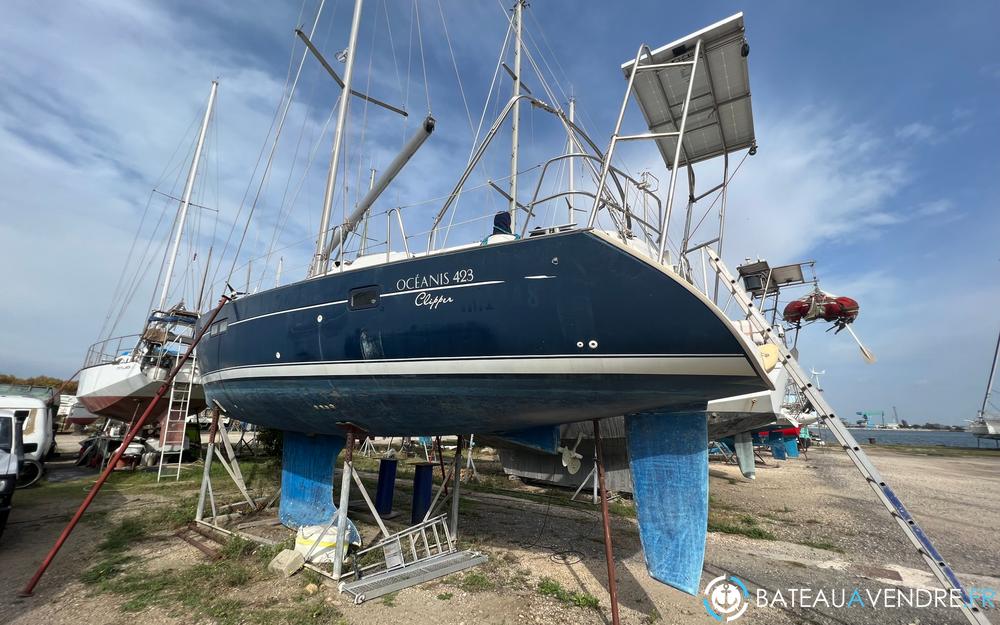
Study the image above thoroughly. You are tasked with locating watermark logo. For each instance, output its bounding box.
[703,575,749,622]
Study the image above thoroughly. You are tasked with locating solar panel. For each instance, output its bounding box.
[621,13,755,170]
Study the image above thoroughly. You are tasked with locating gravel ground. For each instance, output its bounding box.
[0,435,996,625]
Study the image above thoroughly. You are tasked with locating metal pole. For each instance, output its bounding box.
[450,435,463,539]
[712,154,730,303]
[508,0,524,229]
[568,97,576,223]
[360,168,376,255]
[195,246,213,312]
[323,116,435,261]
[275,257,283,288]
[588,45,646,229]
[593,419,620,625]
[21,295,229,596]
[158,81,218,310]
[312,0,365,276]
[658,39,702,264]
[332,427,355,580]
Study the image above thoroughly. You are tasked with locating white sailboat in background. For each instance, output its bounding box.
[76,81,219,425]
[969,327,1000,443]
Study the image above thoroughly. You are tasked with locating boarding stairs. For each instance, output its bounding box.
[157,374,193,481]
[707,250,991,625]
[339,514,486,604]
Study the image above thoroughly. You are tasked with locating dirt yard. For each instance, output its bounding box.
[0,435,996,625]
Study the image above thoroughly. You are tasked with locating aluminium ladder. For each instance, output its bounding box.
[707,250,991,625]
[157,372,193,481]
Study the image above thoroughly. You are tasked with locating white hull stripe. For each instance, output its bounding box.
[201,355,756,384]
[228,279,505,327]
[230,299,348,327]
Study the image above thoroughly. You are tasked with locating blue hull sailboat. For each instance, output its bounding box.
[200,7,764,595]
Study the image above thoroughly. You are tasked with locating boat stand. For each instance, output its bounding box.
[570,460,600,504]
[298,430,485,603]
[464,434,479,479]
[359,436,378,457]
[709,251,991,625]
[195,404,270,535]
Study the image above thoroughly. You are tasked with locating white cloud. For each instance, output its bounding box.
[915,199,954,216]
[695,108,910,266]
[895,121,935,142]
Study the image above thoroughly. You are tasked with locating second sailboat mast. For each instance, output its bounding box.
[158,80,218,311]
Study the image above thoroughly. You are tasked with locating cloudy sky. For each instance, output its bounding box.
[1,1,998,425]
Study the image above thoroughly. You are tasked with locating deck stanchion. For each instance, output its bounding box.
[593,419,621,625]
[20,295,230,597]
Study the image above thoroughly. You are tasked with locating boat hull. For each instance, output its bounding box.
[199,229,770,436]
[969,418,1000,440]
[77,361,205,422]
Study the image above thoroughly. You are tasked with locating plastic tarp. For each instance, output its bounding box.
[625,411,708,595]
[280,431,347,527]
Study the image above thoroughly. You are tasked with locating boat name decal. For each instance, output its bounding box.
[395,268,474,292]
[414,292,454,310]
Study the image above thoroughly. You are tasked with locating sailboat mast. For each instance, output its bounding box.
[312,0,365,277]
[567,97,575,223]
[158,80,218,311]
[979,327,1000,417]
[508,0,524,228]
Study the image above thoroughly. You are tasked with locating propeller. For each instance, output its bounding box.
[557,433,584,475]
[842,324,877,364]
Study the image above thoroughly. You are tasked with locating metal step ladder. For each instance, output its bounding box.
[707,250,991,625]
[339,514,486,604]
[157,373,193,482]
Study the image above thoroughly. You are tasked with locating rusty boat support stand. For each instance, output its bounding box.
[19,295,231,597]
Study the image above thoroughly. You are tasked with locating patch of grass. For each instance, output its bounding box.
[537,577,600,609]
[798,539,844,553]
[81,553,134,584]
[221,535,256,560]
[380,591,400,606]
[436,592,453,601]
[608,499,637,518]
[259,601,343,625]
[708,512,776,540]
[458,571,495,593]
[870,445,1000,458]
[300,567,324,587]
[98,517,148,554]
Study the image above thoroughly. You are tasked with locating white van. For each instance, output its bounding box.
[0,386,57,488]
[0,408,25,539]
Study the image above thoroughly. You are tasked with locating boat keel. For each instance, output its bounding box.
[624,410,708,595]
[280,431,344,527]
[733,431,756,479]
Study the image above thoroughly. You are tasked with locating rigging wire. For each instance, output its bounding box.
[438,15,513,248]
[412,0,432,113]
[96,110,202,340]
[218,0,329,289]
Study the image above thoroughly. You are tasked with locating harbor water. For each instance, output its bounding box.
[817,427,995,448]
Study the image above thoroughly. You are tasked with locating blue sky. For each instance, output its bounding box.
[1,1,997,424]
